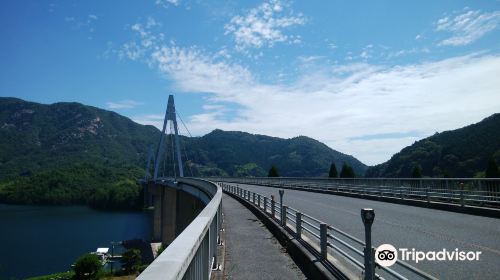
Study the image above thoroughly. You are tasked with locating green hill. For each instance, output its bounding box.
[0,97,366,207]
[182,129,367,177]
[365,114,500,178]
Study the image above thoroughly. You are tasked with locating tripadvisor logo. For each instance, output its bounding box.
[375,244,482,267]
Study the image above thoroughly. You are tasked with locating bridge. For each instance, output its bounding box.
[136,95,500,279]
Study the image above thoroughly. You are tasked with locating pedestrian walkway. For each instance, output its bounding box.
[222,193,306,280]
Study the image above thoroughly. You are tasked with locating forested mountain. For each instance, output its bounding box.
[182,129,367,177]
[0,97,366,207]
[365,114,500,178]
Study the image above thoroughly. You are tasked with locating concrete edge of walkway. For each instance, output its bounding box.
[254,185,500,219]
[224,190,350,280]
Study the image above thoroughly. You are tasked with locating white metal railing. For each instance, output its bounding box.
[138,178,222,280]
[214,177,500,208]
[220,183,437,280]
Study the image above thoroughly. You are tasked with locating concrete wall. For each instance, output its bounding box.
[148,181,205,245]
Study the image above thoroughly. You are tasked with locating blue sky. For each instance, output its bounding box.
[1,0,499,165]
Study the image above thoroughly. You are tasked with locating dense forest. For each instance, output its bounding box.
[365,114,500,178]
[0,97,366,208]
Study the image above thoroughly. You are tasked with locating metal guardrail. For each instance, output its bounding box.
[138,178,222,280]
[214,177,500,208]
[220,182,437,280]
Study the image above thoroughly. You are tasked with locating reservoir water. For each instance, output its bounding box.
[0,203,152,279]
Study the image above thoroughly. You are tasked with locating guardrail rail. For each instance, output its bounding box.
[138,178,222,280]
[215,177,500,209]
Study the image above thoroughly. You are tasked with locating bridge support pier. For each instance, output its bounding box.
[151,184,178,245]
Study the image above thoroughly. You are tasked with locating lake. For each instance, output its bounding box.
[0,204,152,279]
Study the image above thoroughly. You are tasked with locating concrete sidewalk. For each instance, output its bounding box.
[222,193,306,280]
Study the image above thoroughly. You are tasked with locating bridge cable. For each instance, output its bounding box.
[170,123,177,178]
[176,111,193,138]
[176,110,194,177]
[161,132,166,178]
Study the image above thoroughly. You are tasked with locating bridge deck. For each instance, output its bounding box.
[222,193,305,280]
[234,183,500,280]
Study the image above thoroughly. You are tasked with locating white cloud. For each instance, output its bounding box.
[64,14,99,39]
[119,18,164,60]
[224,0,305,51]
[123,19,500,165]
[436,9,500,46]
[156,0,180,7]
[132,114,164,129]
[387,47,430,58]
[155,51,500,165]
[107,100,142,109]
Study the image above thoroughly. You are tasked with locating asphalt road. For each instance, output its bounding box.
[222,193,305,280]
[230,183,500,280]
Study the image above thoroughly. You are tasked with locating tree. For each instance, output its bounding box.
[329,163,338,178]
[121,249,142,274]
[268,165,280,177]
[486,158,500,178]
[411,165,422,178]
[340,163,355,178]
[73,253,102,280]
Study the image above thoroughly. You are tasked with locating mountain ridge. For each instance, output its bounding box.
[0,97,367,181]
[365,113,500,178]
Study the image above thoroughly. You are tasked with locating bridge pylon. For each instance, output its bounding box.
[153,94,184,180]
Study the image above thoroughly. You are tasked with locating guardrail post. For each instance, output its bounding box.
[460,183,465,207]
[426,187,430,203]
[264,197,268,213]
[361,209,375,280]
[253,193,256,204]
[296,212,302,239]
[279,189,284,222]
[282,205,288,227]
[258,194,261,208]
[320,223,327,260]
[271,195,275,218]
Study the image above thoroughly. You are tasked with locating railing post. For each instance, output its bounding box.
[320,223,327,260]
[253,193,256,204]
[361,208,375,280]
[279,189,284,222]
[296,212,302,239]
[271,195,275,218]
[426,187,430,203]
[282,205,288,226]
[460,183,465,207]
[258,194,261,208]
[264,197,268,213]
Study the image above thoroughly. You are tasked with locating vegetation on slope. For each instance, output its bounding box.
[365,114,500,178]
[0,97,367,208]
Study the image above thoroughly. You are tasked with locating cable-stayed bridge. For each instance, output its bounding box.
[137,95,500,280]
